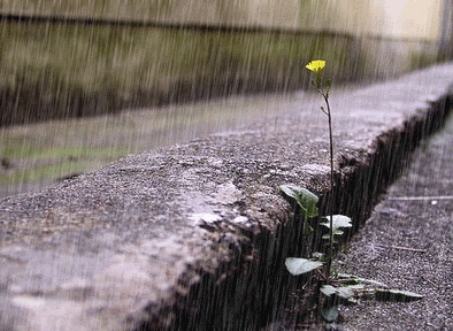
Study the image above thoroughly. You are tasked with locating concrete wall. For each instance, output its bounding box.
[297,0,442,40]
[0,1,446,127]
[1,0,444,40]
[440,0,453,55]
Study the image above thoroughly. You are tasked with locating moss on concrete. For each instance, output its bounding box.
[0,92,295,188]
[0,17,442,127]
[409,50,445,71]
[0,0,174,20]
[0,21,358,126]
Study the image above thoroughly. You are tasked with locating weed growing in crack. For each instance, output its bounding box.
[280,60,423,323]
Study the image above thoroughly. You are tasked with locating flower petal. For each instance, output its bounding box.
[306,60,326,73]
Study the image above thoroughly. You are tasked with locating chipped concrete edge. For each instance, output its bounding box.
[148,68,453,330]
[1,64,453,331]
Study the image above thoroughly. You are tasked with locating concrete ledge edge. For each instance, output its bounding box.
[0,64,453,331]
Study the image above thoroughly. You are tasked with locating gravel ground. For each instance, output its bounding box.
[333,111,453,330]
[263,103,453,331]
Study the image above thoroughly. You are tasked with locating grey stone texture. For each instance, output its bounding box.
[1,64,453,330]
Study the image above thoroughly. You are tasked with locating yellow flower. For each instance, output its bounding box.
[306,60,326,73]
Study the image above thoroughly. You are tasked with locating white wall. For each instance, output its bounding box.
[296,0,442,40]
[370,0,442,39]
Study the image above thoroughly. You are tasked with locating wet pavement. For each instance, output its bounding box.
[0,92,302,198]
[332,108,453,330]
[0,64,452,331]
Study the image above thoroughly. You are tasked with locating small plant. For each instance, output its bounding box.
[280,60,422,323]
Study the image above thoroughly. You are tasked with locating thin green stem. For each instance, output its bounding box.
[317,91,334,280]
[322,93,334,279]
[314,76,334,280]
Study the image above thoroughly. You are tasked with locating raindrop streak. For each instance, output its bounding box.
[0,1,447,199]
[0,93,297,198]
[0,1,451,330]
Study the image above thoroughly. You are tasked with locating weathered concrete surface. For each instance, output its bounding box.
[0,64,453,331]
[335,89,453,331]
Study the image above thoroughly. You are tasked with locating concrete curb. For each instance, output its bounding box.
[0,64,452,331]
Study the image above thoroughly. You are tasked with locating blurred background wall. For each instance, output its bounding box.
[0,0,450,126]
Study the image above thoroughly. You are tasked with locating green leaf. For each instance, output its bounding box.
[375,289,423,302]
[322,227,344,237]
[285,257,323,275]
[321,285,357,300]
[312,252,325,259]
[322,306,339,322]
[280,185,319,218]
[321,285,337,296]
[322,234,339,243]
[337,286,355,299]
[337,273,389,288]
[337,273,354,279]
[322,229,344,239]
[321,215,352,231]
